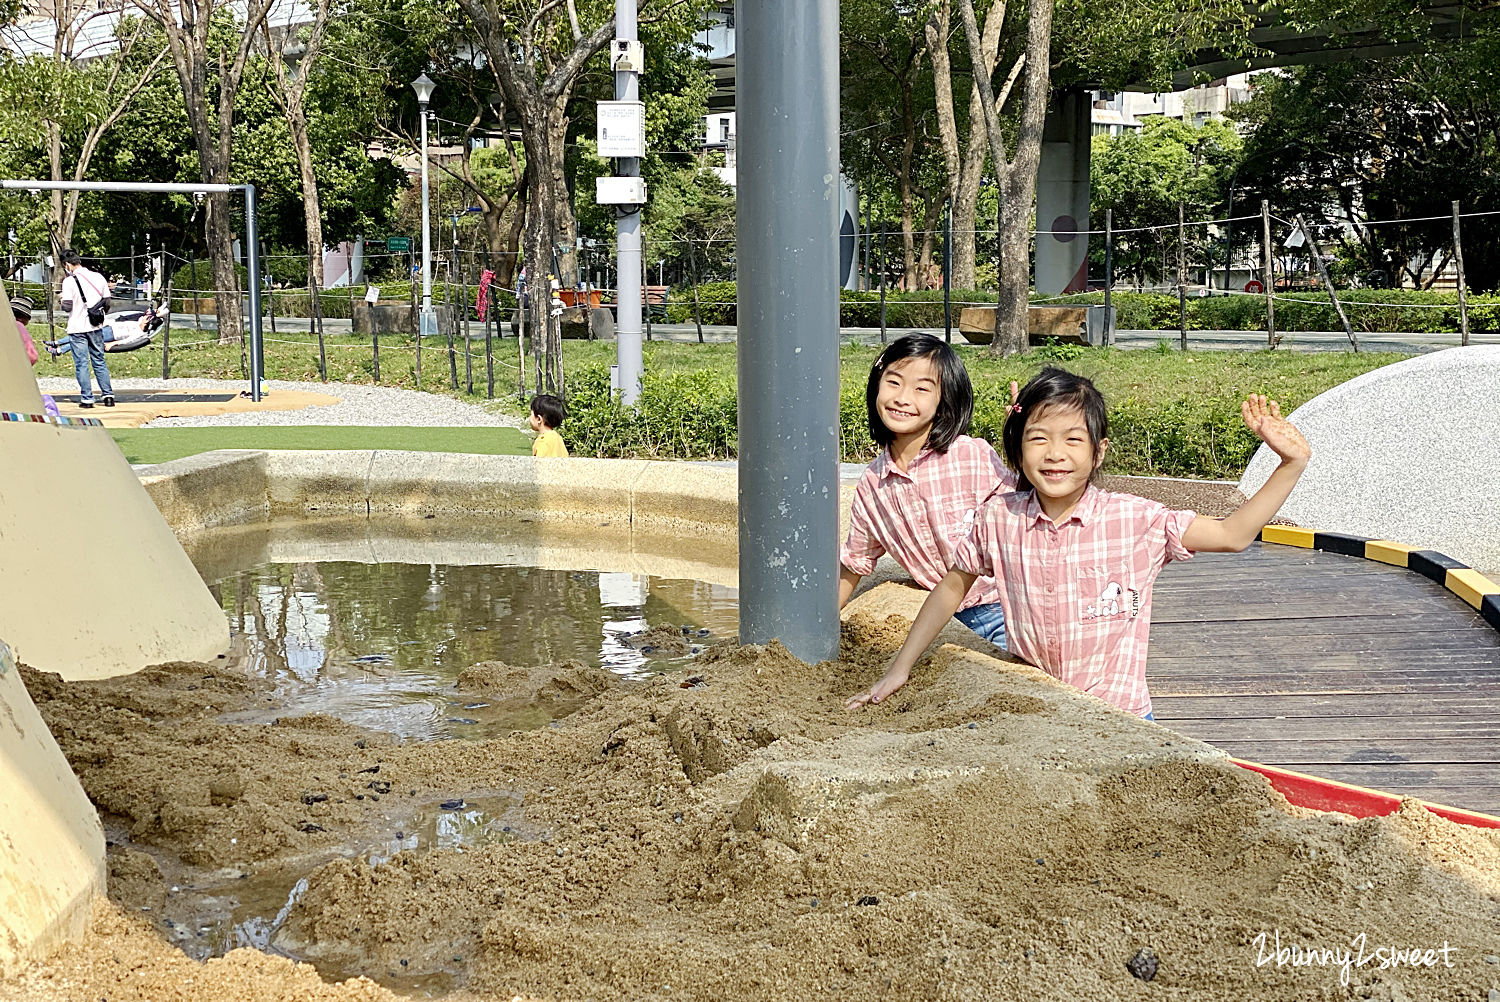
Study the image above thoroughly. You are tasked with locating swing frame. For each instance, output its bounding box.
[2,179,267,401]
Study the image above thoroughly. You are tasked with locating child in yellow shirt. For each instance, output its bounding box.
[529,393,569,457]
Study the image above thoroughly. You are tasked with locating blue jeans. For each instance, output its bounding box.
[954,602,1007,651]
[70,327,112,402]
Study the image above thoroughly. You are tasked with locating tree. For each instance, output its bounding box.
[925,0,1007,290]
[130,0,275,344]
[1231,31,1500,291]
[455,0,709,395]
[261,0,333,294]
[1090,117,1242,287]
[959,0,1053,356]
[0,4,167,252]
[840,0,946,290]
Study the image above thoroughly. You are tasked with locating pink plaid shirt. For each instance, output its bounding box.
[841,435,1015,610]
[952,485,1196,717]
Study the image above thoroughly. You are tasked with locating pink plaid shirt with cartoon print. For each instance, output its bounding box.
[840,435,1015,611]
[952,485,1196,717]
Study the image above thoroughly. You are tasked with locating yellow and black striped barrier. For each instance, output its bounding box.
[1258,525,1500,634]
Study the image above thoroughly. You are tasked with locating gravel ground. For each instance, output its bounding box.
[36,377,526,429]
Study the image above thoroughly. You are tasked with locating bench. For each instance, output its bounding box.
[958,305,1108,346]
[599,285,669,321]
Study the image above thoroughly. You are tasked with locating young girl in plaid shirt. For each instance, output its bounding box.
[839,334,1016,650]
[847,366,1312,719]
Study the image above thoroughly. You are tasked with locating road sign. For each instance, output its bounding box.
[387,236,412,252]
[1245,279,1264,293]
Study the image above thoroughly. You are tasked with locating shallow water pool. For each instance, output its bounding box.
[196,517,740,740]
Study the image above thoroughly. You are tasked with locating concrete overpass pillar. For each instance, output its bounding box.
[1035,88,1091,295]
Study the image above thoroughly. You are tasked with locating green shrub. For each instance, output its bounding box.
[1032,289,1500,334]
[565,349,1290,478]
[664,280,737,325]
[565,364,739,459]
[263,250,310,288]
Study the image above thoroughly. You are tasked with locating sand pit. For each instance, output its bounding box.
[6,609,1500,1001]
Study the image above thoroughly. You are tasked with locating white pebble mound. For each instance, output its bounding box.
[1239,345,1500,573]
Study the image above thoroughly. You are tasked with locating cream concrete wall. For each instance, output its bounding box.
[137,450,871,593]
[0,421,228,680]
[1240,345,1500,574]
[0,641,105,977]
[138,450,757,535]
[136,449,270,531]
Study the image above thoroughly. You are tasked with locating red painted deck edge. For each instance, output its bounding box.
[1233,759,1500,830]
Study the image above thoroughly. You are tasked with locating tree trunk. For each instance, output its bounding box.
[546,112,579,287]
[927,0,1004,290]
[957,0,1055,357]
[520,111,564,394]
[288,108,324,293]
[917,197,941,289]
[993,186,1030,353]
[494,189,526,291]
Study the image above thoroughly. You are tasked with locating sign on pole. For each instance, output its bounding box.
[387,236,412,252]
[597,101,646,158]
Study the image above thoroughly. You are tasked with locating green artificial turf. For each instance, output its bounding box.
[110,425,531,465]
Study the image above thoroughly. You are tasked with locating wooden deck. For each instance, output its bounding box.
[1148,542,1500,816]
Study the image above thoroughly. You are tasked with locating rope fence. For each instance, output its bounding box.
[14,199,1495,389]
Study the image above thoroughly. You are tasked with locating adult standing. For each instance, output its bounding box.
[58,248,114,408]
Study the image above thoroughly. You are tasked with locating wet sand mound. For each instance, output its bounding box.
[456,659,618,707]
[7,613,1500,1001]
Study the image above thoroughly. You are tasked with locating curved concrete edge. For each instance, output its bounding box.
[1258,525,1500,634]
[0,642,106,977]
[136,449,271,530]
[139,450,766,537]
[179,514,743,590]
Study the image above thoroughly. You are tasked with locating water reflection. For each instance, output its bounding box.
[212,558,738,740]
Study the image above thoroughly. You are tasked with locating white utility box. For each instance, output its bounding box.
[597,100,646,158]
[596,176,647,204]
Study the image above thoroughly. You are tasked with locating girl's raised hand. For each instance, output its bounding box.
[1242,394,1311,466]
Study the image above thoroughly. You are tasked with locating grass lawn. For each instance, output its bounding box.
[111,425,531,465]
[557,340,1407,415]
[61,330,1408,473]
[31,330,1407,419]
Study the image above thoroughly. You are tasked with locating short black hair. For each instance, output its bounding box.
[865,333,973,453]
[61,248,84,267]
[1002,367,1109,492]
[530,393,566,429]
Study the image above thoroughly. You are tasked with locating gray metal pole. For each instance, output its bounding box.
[419,100,434,339]
[244,184,264,401]
[736,0,840,664]
[942,195,952,343]
[615,0,644,404]
[1103,207,1113,344]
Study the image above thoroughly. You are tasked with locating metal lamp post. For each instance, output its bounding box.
[412,73,437,338]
